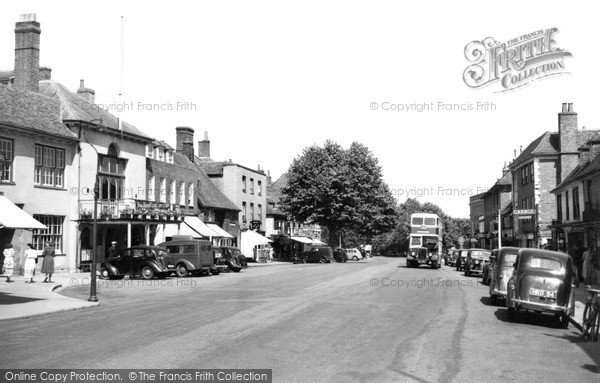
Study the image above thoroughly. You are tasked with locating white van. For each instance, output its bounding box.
[344,248,363,261]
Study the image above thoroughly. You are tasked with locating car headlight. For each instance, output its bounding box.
[411,251,415,256]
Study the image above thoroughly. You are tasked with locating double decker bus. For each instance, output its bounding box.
[407,213,443,268]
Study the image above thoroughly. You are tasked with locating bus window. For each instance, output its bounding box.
[412,217,424,226]
[410,236,422,246]
[424,218,436,226]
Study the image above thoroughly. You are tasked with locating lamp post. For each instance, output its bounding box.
[79,119,103,303]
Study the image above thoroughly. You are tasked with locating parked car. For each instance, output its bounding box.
[489,247,519,305]
[213,246,242,272]
[333,248,347,263]
[158,237,215,277]
[302,245,333,263]
[100,245,176,280]
[344,248,363,261]
[464,249,492,277]
[219,246,247,270]
[455,249,469,271]
[482,249,498,285]
[448,249,461,267]
[506,248,575,328]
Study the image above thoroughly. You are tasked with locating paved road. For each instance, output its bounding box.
[0,258,598,382]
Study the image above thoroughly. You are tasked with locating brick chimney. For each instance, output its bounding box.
[176,127,194,163]
[14,13,41,92]
[558,102,579,182]
[198,131,211,159]
[77,79,95,103]
[39,66,51,80]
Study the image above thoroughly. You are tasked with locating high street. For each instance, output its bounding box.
[0,258,598,382]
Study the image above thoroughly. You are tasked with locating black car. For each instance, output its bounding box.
[464,249,492,277]
[101,246,176,280]
[333,248,347,263]
[213,246,242,272]
[301,245,333,263]
[220,246,248,269]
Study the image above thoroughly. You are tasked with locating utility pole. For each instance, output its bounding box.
[498,209,502,249]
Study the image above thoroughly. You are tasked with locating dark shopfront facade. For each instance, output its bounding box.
[76,208,184,270]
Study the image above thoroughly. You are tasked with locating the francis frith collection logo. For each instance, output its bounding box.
[463,28,572,92]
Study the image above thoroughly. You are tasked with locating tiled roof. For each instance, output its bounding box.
[511,130,599,168]
[553,153,600,192]
[0,84,78,140]
[267,173,289,204]
[266,203,286,217]
[157,140,174,150]
[38,80,152,141]
[196,161,225,176]
[173,153,240,212]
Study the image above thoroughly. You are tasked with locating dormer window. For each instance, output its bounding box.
[157,147,164,162]
[146,145,154,159]
[166,150,173,164]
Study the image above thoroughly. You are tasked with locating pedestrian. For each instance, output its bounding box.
[41,241,55,283]
[2,244,15,283]
[23,243,38,283]
[571,244,583,287]
[107,241,118,258]
[583,246,596,285]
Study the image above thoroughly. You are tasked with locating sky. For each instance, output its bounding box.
[1,1,598,218]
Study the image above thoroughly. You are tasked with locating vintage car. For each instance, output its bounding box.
[448,249,461,267]
[455,249,470,271]
[482,249,498,285]
[100,245,176,280]
[488,247,519,304]
[158,237,215,277]
[506,248,575,328]
[213,246,242,272]
[344,248,363,261]
[464,249,492,277]
[333,248,347,263]
[302,245,333,263]
[219,246,247,270]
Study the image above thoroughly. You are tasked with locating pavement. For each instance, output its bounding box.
[0,272,99,321]
[571,282,600,330]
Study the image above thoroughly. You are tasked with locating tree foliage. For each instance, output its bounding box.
[280,140,398,246]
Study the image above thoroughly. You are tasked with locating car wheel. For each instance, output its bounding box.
[507,307,516,321]
[140,266,155,280]
[227,259,242,272]
[353,256,358,261]
[319,256,327,264]
[431,261,437,269]
[100,267,110,280]
[210,268,220,275]
[176,264,189,278]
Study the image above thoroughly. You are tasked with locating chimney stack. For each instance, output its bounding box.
[197,131,211,159]
[176,127,195,163]
[14,13,41,92]
[39,66,51,80]
[77,79,95,103]
[558,102,579,182]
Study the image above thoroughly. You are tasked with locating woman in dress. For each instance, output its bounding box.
[3,244,15,283]
[23,243,38,283]
[41,242,55,283]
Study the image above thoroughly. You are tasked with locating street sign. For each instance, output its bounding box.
[517,215,533,220]
[514,209,536,215]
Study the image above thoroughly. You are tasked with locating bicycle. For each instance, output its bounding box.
[581,286,600,341]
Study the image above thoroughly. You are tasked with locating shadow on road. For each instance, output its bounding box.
[493,308,565,329]
[479,296,495,306]
[545,332,600,374]
[0,291,45,305]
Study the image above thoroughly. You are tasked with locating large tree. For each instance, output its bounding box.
[280,140,397,247]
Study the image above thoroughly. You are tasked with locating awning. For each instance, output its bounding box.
[311,239,326,245]
[240,230,272,257]
[290,236,314,244]
[0,196,47,229]
[162,217,216,239]
[206,223,234,238]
